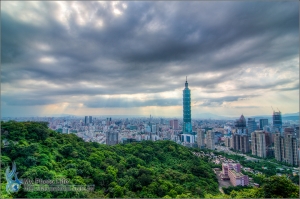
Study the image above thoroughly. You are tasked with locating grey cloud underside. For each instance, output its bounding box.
[1,1,299,107]
[196,95,258,107]
[85,98,182,108]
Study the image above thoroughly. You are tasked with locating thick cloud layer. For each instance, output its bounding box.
[1,1,299,117]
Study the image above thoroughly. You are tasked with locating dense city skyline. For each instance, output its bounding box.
[1,1,299,117]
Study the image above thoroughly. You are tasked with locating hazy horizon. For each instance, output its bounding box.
[1,1,299,118]
[2,112,299,121]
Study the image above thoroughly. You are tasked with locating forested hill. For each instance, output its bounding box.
[1,121,219,198]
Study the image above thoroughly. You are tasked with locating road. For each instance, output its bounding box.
[215,145,295,170]
[215,145,258,161]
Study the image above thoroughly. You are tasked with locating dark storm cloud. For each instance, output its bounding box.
[1,1,298,108]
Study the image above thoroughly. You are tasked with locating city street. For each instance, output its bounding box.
[215,145,258,161]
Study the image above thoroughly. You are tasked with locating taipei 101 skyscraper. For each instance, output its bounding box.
[183,77,192,133]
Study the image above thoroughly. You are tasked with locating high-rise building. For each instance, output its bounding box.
[152,124,157,133]
[84,116,89,125]
[264,131,272,148]
[206,130,215,150]
[106,117,112,126]
[230,137,234,148]
[232,133,250,153]
[240,135,250,153]
[247,118,256,135]
[259,119,268,130]
[224,137,231,147]
[183,77,192,133]
[284,134,299,166]
[284,127,294,136]
[89,116,93,124]
[170,120,174,129]
[251,130,266,158]
[273,111,282,134]
[170,119,179,130]
[274,133,299,166]
[197,129,205,148]
[235,115,247,134]
[232,115,249,153]
[106,131,119,145]
[274,133,284,161]
[233,134,240,150]
[173,119,179,130]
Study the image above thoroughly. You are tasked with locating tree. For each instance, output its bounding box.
[25,122,49,141]
[263,175,299,198]
[2,121,27,141]
[21,166,55,180]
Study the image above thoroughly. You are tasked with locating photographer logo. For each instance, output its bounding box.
[6,162,23,194]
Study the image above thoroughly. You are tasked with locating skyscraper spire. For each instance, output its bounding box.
[183,77,192,133]
[185,76,188,88]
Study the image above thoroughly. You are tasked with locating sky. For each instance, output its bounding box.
[1,1,299,118]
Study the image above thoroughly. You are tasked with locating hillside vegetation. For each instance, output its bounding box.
[1,121,219,198]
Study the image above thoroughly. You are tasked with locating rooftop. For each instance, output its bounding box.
[229,169,245,178]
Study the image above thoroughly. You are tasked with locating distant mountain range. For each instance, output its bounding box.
[250,112,299,121]
[193,112,299,120]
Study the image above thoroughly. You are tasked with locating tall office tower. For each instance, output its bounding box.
[174,119,179,130]
[152,124,157,133]
[170,120,174,129]
[206,130,215,150]
[183,77,192,133]
[284,134,299,166]
[106,131,119,145]
[259,119,268,130]
[247,118,256,135]
[106,117,112,126]
[273,111,282,134]
[197,129,205,148]
[84,116,89,126]
[160,118,164,125]
[235,115,247,134]
[89,116,93,124]
[251,130,266,158]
